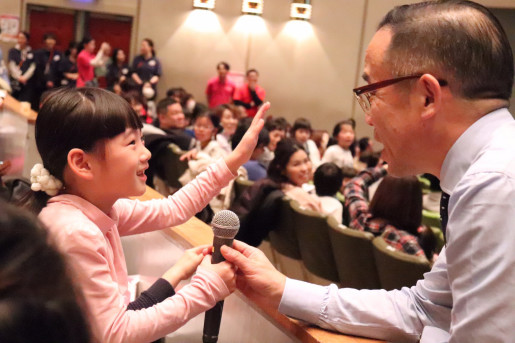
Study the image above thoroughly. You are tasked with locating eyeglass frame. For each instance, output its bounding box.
[353,74,448,113]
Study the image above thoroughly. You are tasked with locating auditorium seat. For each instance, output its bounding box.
[291,201,340,285]
[422,209,441,228]
[372,236,431,290]
[328,217,381,289]
[154,143,188,193]
[269,197,308,281]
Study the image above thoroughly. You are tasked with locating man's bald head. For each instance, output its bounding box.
[378,0,513,101]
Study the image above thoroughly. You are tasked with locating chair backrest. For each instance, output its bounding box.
[155,143,188,189]
[327,217,380,289]
[422,209,441,229]
[372,236,431,291]
[269,197,302,259]
[291,201,339,283]
[233,177,255,203]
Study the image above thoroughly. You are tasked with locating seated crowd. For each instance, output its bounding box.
[3,29,440,264]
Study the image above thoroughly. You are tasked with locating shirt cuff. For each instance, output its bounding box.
[278,278,328,324]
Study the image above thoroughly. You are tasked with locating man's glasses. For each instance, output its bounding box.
[353,74,448,113]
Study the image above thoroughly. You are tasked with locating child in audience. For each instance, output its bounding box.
[180,113,227,182]
[291,118,321,169]
[25,87,269,343]
[314,163,344,224]
[322,119,356,169]
[344,166,436,260]
[258,117,288,169]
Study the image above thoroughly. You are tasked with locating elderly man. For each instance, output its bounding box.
[221,1,515,342]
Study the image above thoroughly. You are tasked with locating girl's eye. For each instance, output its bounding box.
[129,140,136,145]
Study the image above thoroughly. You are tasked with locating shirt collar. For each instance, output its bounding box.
[440,108,513,194]
[47,194,118,234]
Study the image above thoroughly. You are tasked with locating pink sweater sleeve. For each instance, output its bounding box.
[115,158,236,236]
[61,225,229,343]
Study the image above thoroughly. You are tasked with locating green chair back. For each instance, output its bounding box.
[422,209,441,229]
[328,217,380,289]
[292,202,340,283]
[155,143,188,189]
[269,197,302,259]
[372,236,431,290]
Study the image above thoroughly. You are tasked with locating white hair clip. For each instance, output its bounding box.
[30,163,63,196]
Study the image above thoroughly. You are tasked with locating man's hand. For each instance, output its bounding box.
[221,240,286,309]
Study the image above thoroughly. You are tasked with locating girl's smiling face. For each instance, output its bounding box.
[91,128,151,201]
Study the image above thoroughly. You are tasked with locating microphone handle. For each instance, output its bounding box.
[202,235,234,343]
[203,301,224,343]
[211,236,233,264]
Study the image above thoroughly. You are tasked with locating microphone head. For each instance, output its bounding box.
[211,210,239,239]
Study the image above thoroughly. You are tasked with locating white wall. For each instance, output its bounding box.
[2,0,515,137]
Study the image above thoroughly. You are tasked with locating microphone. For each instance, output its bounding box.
[202,210,240,343]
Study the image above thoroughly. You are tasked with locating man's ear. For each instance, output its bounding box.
[67,148,95,180]
[417,74,443,120]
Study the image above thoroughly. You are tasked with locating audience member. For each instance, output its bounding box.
[214,104,239,154]
[322,119,356,169]
[206,61,236,108]
[291,118,321,169]
[153,97,193,150]
[106,48,130,91]
[181,92,207,123]
[33,33,62,109]
[179,113,227,184]
[258,117,288,169]
[0,201,92,343]
[310,130,330,159]
[7,31,35,102]
[233,138,320,246]
[131,38,162,98]
[122,90,150,123]
[76,37,109,88]
[314,163,344,224]
[59,41,79,87]
[345,167,435,259]
[234,68,266,117]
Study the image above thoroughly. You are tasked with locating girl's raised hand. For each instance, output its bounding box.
[161,245,210,288]
[224,102,270,175]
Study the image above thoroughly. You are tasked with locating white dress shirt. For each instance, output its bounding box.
[278,108,515,343]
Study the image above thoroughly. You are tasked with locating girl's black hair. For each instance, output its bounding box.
[32,87,142,211]
[332,119,355,138]
[267,138,306,184]
[195,112,221,132]
[291,118,312,135]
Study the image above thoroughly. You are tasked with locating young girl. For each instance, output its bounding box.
[321,119,356,169]
[291,118,321,169]
[29,87,268,342]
